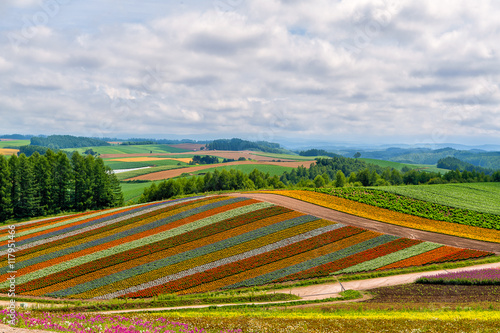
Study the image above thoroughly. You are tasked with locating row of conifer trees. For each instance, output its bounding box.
[0,150,123,222]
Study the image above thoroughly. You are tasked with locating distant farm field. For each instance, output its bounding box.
[125,160,315,181]
[376,183,500,215]
[0,139,29,149]
[0,148,19,156]
[360,158,447,173]
[65,144,190,155]
[187,164,295,177]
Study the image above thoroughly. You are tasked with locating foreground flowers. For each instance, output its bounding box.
[0,309,241,333]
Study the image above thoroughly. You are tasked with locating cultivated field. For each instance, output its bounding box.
[0,193,494,302]
[377,182,500,215]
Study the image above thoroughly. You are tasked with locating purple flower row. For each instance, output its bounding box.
[417,268,500,285]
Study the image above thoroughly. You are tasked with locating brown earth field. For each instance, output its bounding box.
[125,160,315,181]
[168,143,206,151]
[228,193,500,253]
[366,284,500,303]
[101,150,302,162]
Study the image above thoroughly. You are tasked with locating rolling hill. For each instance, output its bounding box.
[1,193,493,300]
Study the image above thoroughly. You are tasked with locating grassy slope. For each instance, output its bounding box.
[0,139,30,148]
[186,164,294,177]
[360,158,448,173]
[64,144,190,155]
[376,182,500,215]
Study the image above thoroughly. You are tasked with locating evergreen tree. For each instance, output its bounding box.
[31,153,52,215]
[52,151,72,212]
[0,155,12,222]
[8,154,21,218]
[17,154,37,218]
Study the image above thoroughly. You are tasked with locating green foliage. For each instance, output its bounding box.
[31,135,111,149]
[1,149,123,221]
[18,145,49,157]
[437,156,495,175]
[316,187,500,230]
[139,168,285,202]
[190,155,219,165]
[206,138,285,153]
[299,149,340,158]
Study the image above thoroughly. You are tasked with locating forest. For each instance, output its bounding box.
[0,150,123,222]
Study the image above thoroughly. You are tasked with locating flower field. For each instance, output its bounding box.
[270,190,500,243]
[416,268,500,285]
[0,195,493,299]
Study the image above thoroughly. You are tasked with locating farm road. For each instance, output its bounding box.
[227,192,500,254]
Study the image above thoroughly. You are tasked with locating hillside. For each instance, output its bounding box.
[0,194,493,300]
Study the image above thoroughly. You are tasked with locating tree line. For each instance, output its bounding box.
[137,156,500,203]
[0,150,123,222]
[30,135,110,149]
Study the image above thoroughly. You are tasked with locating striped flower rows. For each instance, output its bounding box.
[0,196,249,289]
[3,194,494,299]
[121,224,353,298]
[24,204,289,297]
[274,237,422,282]
[66,215,325,299]
[16,205,290,294]
[270,190,500,243]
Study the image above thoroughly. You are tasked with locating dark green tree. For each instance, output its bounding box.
[0,155,12,222]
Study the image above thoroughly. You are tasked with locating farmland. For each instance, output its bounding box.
[0,194,494,302]
[359,158,447,173]
[376,182,500,215]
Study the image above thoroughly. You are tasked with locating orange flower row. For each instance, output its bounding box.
[376,246,462,270]
[270,190,500,243]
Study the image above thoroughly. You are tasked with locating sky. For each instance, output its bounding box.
[1,0,500,147]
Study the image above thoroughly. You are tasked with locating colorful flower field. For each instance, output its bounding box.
[0,195,493,299]
[0,310,239,333]
[269,190,500,243]
[416,268,500,285]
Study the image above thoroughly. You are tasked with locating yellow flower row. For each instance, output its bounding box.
[270,190,500,243]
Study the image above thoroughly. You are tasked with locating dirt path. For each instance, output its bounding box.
[227,192,500,254]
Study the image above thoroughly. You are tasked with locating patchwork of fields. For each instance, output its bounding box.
[1,195,492,300]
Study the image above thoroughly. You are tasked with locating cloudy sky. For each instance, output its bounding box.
[1,0,499,146]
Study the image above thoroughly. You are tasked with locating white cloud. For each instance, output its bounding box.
[0,0,499,144]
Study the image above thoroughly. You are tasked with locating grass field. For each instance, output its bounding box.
[105,158,189,170]
[121,180,163,203]
[376,182,500,215]
[359,158,447,173]
[0,139,30,148]
[186,164,294,177]
[64,144,190,155]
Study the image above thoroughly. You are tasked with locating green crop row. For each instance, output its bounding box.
[315,187,500,230]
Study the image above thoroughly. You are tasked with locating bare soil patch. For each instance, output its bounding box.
[168,143,206,151]
[366,284,500,303]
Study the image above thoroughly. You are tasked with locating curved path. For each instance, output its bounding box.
[227,192,500,254]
